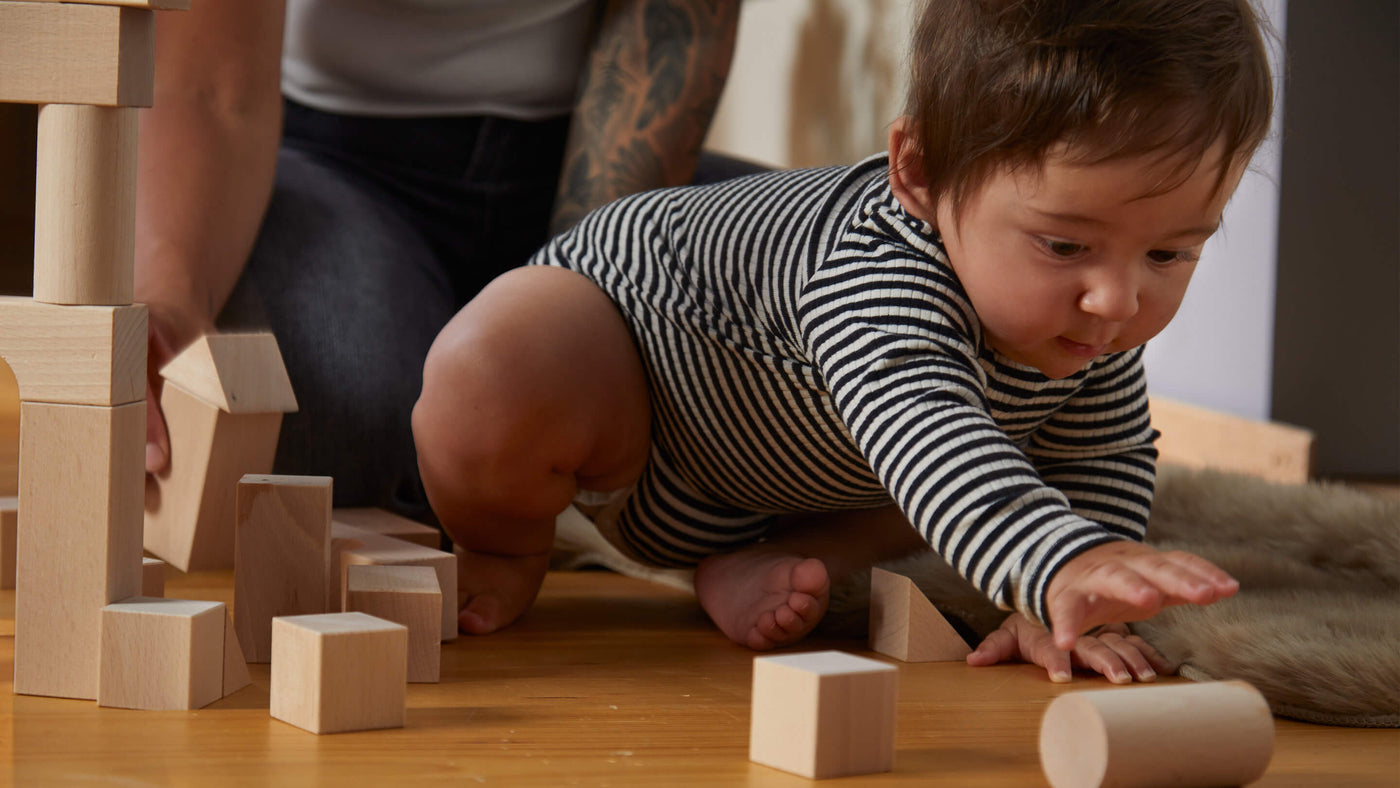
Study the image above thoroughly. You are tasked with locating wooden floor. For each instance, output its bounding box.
[0,371,1397,786]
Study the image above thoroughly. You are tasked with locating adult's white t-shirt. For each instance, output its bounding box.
[282,0,598,119]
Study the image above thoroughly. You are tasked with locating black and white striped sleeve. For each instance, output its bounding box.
[797,234,1125,627]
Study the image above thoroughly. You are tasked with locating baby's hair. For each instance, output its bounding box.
[904,0,1274,210]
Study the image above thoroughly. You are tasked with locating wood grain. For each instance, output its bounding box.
[0,297,145,405]
[0,2,153,107]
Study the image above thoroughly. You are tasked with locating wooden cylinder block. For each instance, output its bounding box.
[34,104,137,306]
[1039,681,1274,788]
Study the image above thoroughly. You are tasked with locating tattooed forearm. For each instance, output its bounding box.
[551,0,739,236]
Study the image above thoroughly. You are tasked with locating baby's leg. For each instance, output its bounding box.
[694,505,927,649]
[412,266,651,634]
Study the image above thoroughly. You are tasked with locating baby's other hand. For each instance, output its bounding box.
[1045,541,1238,649]
[967,613,1176,684]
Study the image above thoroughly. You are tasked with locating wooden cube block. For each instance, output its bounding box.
[749,651,898,779]
[868,567,972,662]
[345,565,442,683]
[332,522,457,641]
[141,557,165,597]
[144,333,295,571]
[234,475,332,663]
[333,507,441,548]
[0,496,15,590]
[1039,681,1275,788]
[13,400,144,700]
[0,2,154,107]
[98,597,225,710]
[0,298,145,405]
[270,612,408,734]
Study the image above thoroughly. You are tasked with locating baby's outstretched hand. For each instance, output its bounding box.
[1045,541,1238,650]
[967,613,1175,684]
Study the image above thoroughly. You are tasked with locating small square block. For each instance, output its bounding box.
[345,565,442,683]
[270,612,407,734]
[749,651,898,779]
[98,597,225,710]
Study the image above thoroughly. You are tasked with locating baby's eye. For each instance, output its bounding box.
[1146,249,1197,264]
[1040,238,1086,258]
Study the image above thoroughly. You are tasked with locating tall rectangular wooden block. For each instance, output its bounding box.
[98,597,225,711]
[0,2,154,107]
[749,651,898,779]
[270,612,408,735]
[0,496,15,590]
[144,384,282,571]
[34,104,138,306]
[13,401,144,700]
[234,475,333,663]
[346,565,442,683]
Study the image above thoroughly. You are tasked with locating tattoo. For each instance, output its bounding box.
[636,2,692,130]
[608,138,665,196]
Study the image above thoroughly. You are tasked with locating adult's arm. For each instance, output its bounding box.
[136,0,286,470]
[550,0,740,235]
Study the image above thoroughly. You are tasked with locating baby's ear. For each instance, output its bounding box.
[888,116,939,226]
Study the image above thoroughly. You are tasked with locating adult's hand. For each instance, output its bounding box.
[143,301,212,475]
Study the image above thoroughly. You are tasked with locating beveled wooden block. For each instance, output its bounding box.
[234,475,333,663]
[869,567,972,662]
[0,2,153,106]
[346,565,442,683]
[331,522,456,641]
[98,597,224,711]
[333,507,441,549]
[270,612,407,735]
[749,651,898,779]
[0,298,145,405]
[13,400,144,700]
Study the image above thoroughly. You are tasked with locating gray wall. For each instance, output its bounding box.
[1272,1,1400,477]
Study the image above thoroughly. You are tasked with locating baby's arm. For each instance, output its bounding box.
[967,613,1176,683]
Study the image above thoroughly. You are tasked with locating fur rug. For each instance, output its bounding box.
[553,465,1400,727]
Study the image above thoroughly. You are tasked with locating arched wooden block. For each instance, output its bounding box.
[868,567,972,662]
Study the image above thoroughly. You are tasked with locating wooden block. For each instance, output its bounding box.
[333,507,441,548]
[159,333,298,415]
[234,475,333,663]
[345,565,442,683]
[1150,396,1314,484]
[21,0,189,10]
[144,384,283,571]
[0,298,145,405]
[868,567,972,662]
[33,103,138,306]
[749,651,898,779]
[1039,680,1275,788]
[13,400,144,700]
[270,612,408,735]
[141,556,165,597]
[222,609,250,697]
[332,522,457,642]
[98,597,224,710]
[0,3,153,106]
[0,496,15,590]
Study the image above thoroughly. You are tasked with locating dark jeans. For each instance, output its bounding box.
[219,99,766,523]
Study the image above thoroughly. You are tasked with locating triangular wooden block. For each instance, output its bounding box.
[159,333,298,414]
[869,567,972,662]
[223,610,251,696]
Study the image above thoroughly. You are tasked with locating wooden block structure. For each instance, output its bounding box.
[332,522,457,641]
[0,298,145,405]
[1150,396,1314,484]
[97,597,224,711]
[749,651,898,779]
[333,507,442,549]
[144,333,297,571]
[234,475,333,663]
[345,565,442,683]
[868,567,972,662]
[0,2,154,107]
[141,556,165,597]
[0,496,14,590]
[270,612,408,735]
[1039,680,1275,788]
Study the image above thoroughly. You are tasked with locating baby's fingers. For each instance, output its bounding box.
[1072,637,1133,684]
[1149,551,1240,605]
[1093,631,1157,682]
[966,628,1018,667]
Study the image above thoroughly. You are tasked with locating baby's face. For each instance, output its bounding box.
[935,144,1243,379]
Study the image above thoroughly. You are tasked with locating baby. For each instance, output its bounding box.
[412,0,1273,683]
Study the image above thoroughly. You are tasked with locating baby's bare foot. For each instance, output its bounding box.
[455,548,551,635]
[694,549,830,650]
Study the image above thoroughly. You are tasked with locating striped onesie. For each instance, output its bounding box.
[533,155,1158,626]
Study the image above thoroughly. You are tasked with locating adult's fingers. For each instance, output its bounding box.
[145,383,169,474]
